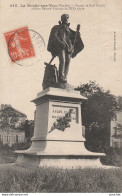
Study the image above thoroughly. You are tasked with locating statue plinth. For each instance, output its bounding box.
[15,87,105,168]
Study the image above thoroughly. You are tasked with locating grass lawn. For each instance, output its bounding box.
[0,164,121,193]
[0,151,17,164]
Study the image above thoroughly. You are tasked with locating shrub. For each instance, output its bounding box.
[101,147,121,167]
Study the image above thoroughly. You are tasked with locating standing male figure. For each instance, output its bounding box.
[47,14,84,83]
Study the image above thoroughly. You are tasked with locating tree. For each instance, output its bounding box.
[0,106,19,130]
[21,120,34,139]
[116,96,122,110]
[18,120,34,150]
[75,81,118,152]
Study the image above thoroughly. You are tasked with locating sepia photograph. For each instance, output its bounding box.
[0,0,122,194]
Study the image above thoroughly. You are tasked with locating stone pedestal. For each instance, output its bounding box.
[15,87,105,168]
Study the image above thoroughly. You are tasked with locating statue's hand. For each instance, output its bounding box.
[60,41,67,49]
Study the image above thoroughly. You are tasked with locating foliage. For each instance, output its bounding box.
[0,146,17,164]
[18,120,34,150]
[20,120,34,139]
[0,154,17,164]
[11,140,32,151]
[116,96,122,110]
[75,81,117,127]
[75,81,118,151]
[0,141,31,164]
[0,141,32,164]
[49,109,72,133]
[0,105,33,150]
[0,106,26,132]
[0,140,3,149]
[0,139,31,152]
[0,107,19,129]
[101,147,122,167]
[0,165,121,193]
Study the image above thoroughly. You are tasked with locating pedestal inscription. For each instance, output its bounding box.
[51,105,77,123]
[48,101,81,134]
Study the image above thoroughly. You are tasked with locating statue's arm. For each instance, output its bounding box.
[51,26,67,49]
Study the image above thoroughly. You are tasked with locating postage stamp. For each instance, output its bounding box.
[4,26,45,66]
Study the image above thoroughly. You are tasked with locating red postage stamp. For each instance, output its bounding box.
[4,26,35,63]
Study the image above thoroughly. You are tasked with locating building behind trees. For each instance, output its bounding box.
[0,104,27,147]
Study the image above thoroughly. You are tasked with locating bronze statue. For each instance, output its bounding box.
[47,14,84,83]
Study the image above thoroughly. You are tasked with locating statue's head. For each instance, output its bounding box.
[61,14,69,24]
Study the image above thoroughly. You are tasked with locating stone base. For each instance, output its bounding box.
[16,87,106,169]
[16,154,103,169]
[15,139,105,169]
[43,82,74,91]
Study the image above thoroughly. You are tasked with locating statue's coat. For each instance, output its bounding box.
[47,25,84,58]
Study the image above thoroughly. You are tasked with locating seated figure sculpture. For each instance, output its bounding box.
[47,14,84,83]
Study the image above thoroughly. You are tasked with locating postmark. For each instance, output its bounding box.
[4,26,45,66]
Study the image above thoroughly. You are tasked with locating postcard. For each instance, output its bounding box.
[0,0,121,194]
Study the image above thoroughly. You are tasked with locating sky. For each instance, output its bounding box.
[0,0,122,119]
